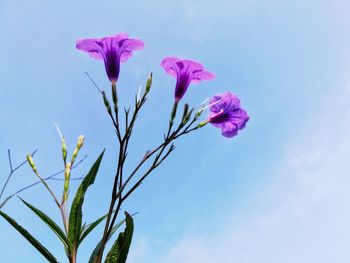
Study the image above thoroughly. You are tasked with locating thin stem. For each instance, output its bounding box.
[97,138,125,262]
[121,119,200,202]
[112,83,122,143]
[32,169,61,207]
[12,150,39,173]
[8,149,13,171]
[85,73,122,142]
[111,105,200,207]
[0,155,86,209]
[103,196,122,248]
[104,116,189,244]
[84,72,102,93]
[95,76,204,262]
[96,83,150,262]
[50,176,85,181]
[60,204,69,235]
[0,149,38,202]
[122,144,175,201]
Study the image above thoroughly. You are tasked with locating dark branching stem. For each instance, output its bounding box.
[103,106,151,249]
[103,119,199,254]
[96,76,202,263]
[96,85,147,262]
[121,118,199,201]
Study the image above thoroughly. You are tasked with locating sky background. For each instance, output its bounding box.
[1,0,350,262]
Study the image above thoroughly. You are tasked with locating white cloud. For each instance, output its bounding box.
[129,86,350,263]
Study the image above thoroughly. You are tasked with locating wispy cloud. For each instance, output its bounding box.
[129,84,350,263]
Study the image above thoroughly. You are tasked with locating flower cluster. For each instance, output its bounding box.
[77,33,249,138]
[0,32,252,263]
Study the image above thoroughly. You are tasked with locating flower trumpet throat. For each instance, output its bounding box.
[76,33,144,83]
[161,56,215,102]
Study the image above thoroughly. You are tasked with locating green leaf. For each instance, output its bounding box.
[0,210,59,263]
[80,222,87,235]
[79,212,109,245]
[19,198,69,249]
[68,150,104,254]
[88,217,127,263]
[104,212,134,263]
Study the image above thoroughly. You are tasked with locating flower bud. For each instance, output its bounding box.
[64,162,72,179]
[197,119,209,128]
[77,135,84,149]
[183,107,194,124]
[102,91,112,115]
[181,103,189,122]
[63,162,72,202]
[26,155,38,173]
[146,72,152,93]
[71,135,84,165]
[62,140,67,163]
[194,108,204,121]
[54,123,67,164]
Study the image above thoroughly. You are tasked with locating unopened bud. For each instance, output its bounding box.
[102,91,112,114]
[62,140,67,163]
[26,155,38,173]
[77,135,84,149]
[145,72,152,93]
[197,119,209,128]
[54,123,67,164]
[181,103,189,122]
[63,162,72,202]
[71,135,84,165]
[194,108,204,121]
[64,162,72,179]
[183,108,194,124]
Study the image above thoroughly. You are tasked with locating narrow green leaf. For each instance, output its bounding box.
[79,209,119,245]
[19,198,68,248]
[104,212,134,263]
[88,217,127,263]
[81,222,87,235]
[0,210,59,263]
[68,150,104,254]
[79,213,108,245]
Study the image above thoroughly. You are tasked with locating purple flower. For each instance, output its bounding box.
[208,92,249,138]
[76,33,144,83]
[160,56,215,102]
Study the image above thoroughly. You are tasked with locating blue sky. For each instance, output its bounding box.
[1,0,350,262]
